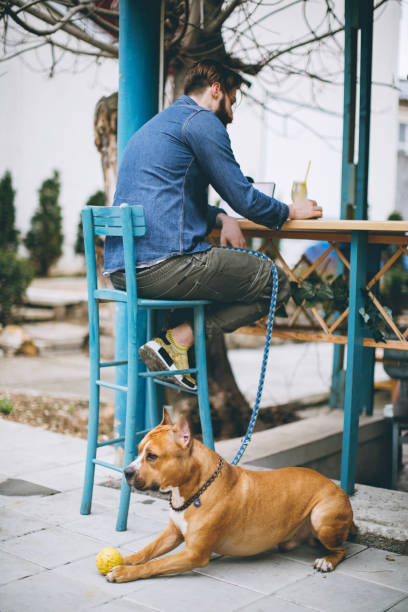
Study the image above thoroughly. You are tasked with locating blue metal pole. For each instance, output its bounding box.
[330,0,358,410]
[340,231,368,494]
[114,0,161,460]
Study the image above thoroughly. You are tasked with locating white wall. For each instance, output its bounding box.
[0,50,117,272]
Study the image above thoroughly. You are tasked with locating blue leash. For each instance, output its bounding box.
[218,247,279,465]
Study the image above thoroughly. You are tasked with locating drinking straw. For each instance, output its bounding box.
[304,160,311,184]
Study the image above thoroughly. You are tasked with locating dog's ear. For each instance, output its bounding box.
[161,407,173,426]
[173,415,191,448]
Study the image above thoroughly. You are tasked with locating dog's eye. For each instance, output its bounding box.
[146,453,157,462]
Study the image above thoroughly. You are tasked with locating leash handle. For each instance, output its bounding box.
[217,246,279,465]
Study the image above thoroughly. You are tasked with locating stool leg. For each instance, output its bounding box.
[116,341,139,531]
[194,305,214,450]
[81,318,100,515]
[146,310,161,429]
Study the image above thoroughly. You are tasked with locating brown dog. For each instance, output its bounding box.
[106,410,355,583]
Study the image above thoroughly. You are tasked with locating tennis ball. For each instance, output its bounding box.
[95,547,123,575]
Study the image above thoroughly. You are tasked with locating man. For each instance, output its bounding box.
[104,59,322,390]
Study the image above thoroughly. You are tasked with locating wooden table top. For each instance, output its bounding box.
[238,219,408,234]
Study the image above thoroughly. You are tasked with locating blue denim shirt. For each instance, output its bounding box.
[104,95,289,273]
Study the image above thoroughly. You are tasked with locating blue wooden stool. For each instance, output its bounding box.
[80,205,214,530]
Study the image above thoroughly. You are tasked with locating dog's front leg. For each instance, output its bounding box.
[122,521,183,566]
[107,547,211,583]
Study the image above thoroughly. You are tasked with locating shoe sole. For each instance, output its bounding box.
[139,341,197,391]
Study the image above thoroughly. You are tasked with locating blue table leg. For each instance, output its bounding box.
[340,230,368,494]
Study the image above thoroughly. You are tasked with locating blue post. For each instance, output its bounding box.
[340,231,368,494]
[114,0,161,459]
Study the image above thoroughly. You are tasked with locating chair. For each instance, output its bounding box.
[80,205,214,530]
[383,344,408,489]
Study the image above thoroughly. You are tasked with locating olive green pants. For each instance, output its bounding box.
[110,247,290,338]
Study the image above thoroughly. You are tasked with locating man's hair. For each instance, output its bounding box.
[184,59,244,96]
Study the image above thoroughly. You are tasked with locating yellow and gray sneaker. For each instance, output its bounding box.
[138,331,197,391]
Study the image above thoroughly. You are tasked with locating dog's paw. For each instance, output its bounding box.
[106,565,133,583]
[314,557,334,572]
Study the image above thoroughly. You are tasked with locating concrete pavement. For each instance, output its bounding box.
[1,418,408,612]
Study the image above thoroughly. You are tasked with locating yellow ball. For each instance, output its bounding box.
[95,547,123,575]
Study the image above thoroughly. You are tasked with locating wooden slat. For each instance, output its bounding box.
[366,246,405,290]
[94,226,146,237]
[329,308,349,333]
[330,242,351,270]
[298,244,334,282]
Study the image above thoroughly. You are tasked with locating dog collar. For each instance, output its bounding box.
[170,456,224,512]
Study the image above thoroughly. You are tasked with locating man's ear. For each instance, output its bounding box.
[173,415,191,447]
[210,81,222,99]
[161,407,173,426]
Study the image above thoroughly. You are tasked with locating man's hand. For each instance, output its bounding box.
[217,213,247,248]
[288,199,323,220]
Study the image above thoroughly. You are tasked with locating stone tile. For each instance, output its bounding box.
[276,572,405,612]
[0,506,52,541]
[125,573,263,612]
[89,600,157,612]
[0,570,114,612]
[65,511,166,547]
[235,595,320,611]
[54,554,149,598]
[3,488,109,524]
[277,541,367,567]
[387,597,408,611]
[0,549,44,586]
[23,462,90,493]
[0,527,102,569]
[338,547,408,593]
[196,550,313,594]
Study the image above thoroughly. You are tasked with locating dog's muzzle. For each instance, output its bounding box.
[123,465,159,491]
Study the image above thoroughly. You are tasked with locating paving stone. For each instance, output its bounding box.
[0,549,44,586]
[387,597,408,611]
[0,570,114,612]
[54,554,150,598]
[196,550,313,594]
[3,488,109,524]
[125,572,263,612]
[275,572,406,612]
[276,541,367,567]
[22,462,105,493]
[65,511,166,547]
[89,599,157,612]
[338,547,408,593]
[0,506,52,541]
[0,526,102,569]
[235,595,320,611]
[0,477,59,497]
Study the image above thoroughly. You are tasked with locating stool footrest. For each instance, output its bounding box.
[139,368,198,377]
[153,378,198,395]
[96,380,128,393]
[100,360,128,368]
[92,459,123,473]
[97,436,125,448]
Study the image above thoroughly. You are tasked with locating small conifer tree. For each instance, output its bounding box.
[0,170,19,252]
[74,189,106,255]
[24,170,63,276]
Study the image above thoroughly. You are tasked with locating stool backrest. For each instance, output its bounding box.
[81,205,146,304]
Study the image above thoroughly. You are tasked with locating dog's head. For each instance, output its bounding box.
[123,409,193,493]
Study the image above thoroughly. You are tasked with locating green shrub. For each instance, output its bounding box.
[24,170,63,276]
[0,250,34,325]
[74,189,106,256]
[0,170,19,252]
[0,398,14,415]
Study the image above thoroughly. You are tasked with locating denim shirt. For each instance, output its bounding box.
[104,95,289,274]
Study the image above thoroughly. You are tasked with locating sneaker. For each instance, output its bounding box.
[138,333,197,391]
